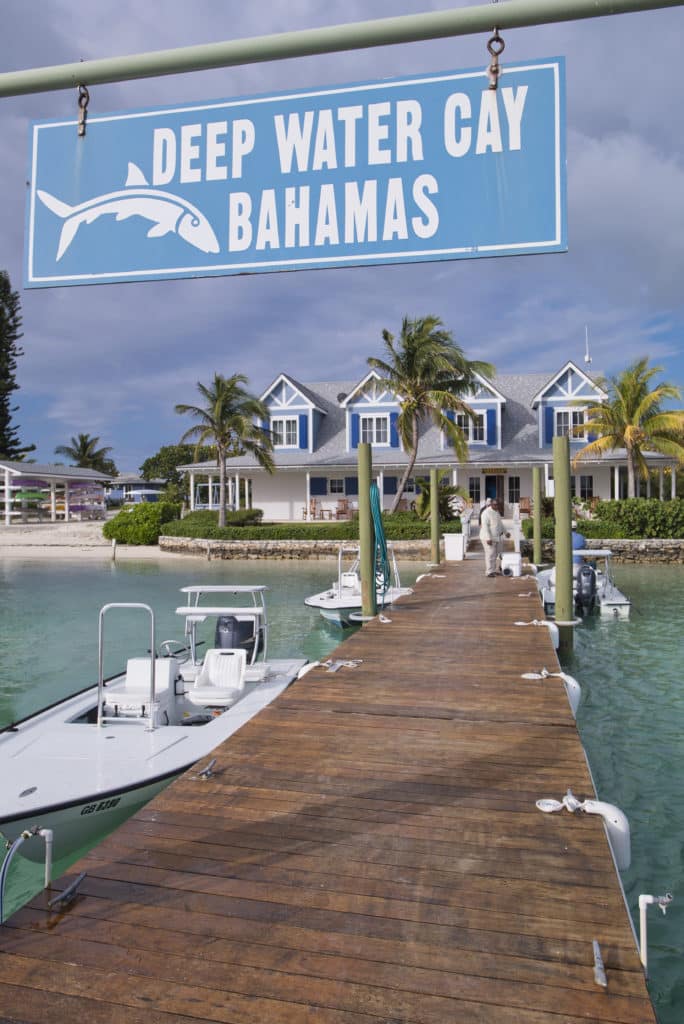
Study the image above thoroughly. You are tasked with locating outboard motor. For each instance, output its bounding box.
[215,615,258,659]
[575,564,597,615]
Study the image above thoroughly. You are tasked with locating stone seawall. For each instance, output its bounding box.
[521,538,684,563]
[159,536,435,560]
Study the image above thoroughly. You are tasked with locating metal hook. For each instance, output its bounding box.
[77,84,89,137]
[487,29,505,90]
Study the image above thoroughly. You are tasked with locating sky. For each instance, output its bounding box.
[1,0,683,472]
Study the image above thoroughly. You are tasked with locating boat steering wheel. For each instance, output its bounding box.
[158,639,191,664]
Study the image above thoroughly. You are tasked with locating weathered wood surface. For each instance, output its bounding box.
[0,556,655,1023]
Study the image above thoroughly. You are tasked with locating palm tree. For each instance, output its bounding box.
[367,315,495,513]
[573,357,684,497]
[175,373,274,527]
[414,470,469,521]
[54,433,116,475]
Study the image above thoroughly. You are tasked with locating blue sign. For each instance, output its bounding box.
[24,59,566,288]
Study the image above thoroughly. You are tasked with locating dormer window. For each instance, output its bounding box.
[454,412,486,443]
[556,409,585,439]
[360,414,389,445]
[272,416,298,448]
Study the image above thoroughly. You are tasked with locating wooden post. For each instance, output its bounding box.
[532,466,542,566]
[358,443,377,618]
[553,436,574,653]
[430,468,440,565]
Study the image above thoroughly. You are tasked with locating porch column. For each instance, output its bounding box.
[3,468,10,526]
[50,483,57,522]
[189,471,195,511]
[64,482,70,522]
[672,466,677,500]
[207,474,214,509]
[235,473,240,510]
[659,468,664,501]
[306,471,311,520]
[613,465,620,500]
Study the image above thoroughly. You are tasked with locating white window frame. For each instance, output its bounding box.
[555,408,585,439]
[472,413,486,442]
[329,478,345,495]
[271,416,299,448]
[360,413,389,446]
[452,411,485,444]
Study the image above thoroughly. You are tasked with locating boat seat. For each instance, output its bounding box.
[103,657,179,718]
[187,648,247,707]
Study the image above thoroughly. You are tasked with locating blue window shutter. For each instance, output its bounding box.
[390,412,400,448]
[444,409,455,447]
[351,413,360,449]
[544,406,554,445]
[345,476,358,496]
[486,408,497,446]
[298,414,308,450]
[310,477,327,496]
[384,476,397,495]
[588,431,597,442]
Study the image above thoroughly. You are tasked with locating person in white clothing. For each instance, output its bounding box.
[479,499,509,577]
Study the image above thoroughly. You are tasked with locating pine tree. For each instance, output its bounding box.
[0,270,35,459]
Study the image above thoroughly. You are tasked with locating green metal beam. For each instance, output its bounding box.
[1,0,683,97]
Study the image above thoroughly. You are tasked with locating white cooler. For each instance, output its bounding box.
[501,552,522,577]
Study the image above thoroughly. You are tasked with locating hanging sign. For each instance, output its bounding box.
[24,58,566,288]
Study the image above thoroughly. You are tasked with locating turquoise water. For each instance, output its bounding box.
[565,563,684,1024]
[1,556,683,1021]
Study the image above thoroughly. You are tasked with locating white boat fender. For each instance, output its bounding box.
[536,788,631,871]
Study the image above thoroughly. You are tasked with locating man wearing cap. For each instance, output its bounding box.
[479,498,509,577]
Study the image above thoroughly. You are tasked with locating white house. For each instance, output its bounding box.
[180,360,678,520]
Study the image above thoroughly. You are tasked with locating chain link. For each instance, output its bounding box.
[77,83,89,137]
[487,29,505,90]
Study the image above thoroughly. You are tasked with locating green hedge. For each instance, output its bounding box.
[521,499,684,540]
[103,502,181,545]
[591,498,684,538]
[161,510,462,543]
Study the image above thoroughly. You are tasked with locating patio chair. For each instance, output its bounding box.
[335,498,350,519]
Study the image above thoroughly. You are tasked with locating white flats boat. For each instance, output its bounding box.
[536,549,631,620]
[0,585,307,863]
[304,544,412,627]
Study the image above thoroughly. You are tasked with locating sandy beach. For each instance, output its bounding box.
[0,519,170,560]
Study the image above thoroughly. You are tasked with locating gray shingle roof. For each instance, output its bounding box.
[177,369,647,473]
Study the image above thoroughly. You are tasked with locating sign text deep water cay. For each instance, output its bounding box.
[25,60,566,287]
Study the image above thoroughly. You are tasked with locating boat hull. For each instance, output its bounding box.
[0,774,181,862]
[305,586,412,628]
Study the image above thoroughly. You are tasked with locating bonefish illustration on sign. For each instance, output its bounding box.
[25,59,566,288]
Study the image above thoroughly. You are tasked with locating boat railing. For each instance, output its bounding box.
[177,586,270,664]
[97,603,156,728]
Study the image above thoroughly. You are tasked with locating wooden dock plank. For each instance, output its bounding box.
[1,558,655,1023]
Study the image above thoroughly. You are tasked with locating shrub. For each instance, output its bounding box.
[591,498,684,538]
[160,509,461,542]
[103,501,181,545]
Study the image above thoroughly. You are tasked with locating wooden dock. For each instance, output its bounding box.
[0,556,655,1023]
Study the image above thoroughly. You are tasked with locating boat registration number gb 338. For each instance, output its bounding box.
[80,797,121,816]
